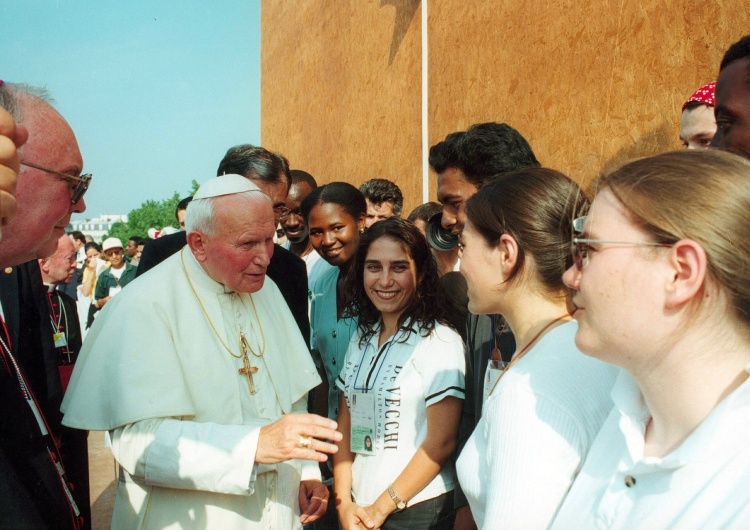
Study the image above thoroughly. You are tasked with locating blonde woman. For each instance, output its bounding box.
[553,150,750,528]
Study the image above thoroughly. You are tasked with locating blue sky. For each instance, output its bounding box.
[2,0,261,219]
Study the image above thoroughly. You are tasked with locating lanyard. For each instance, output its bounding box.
[352,327,406,392]
[0,316,81,523]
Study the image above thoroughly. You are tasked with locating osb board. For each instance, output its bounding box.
[262,1,750,209]
[428,0,749,192]
[261,0,424,213]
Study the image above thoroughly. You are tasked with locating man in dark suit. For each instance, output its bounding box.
[38,234,90,527]
[138,144,310,346]
[0,81,86,529]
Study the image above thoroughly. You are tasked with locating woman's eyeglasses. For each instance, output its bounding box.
[571,238,673,270]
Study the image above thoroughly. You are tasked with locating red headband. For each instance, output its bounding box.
[682,81,716,112]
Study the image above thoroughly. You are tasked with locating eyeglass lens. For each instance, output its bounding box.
[571,240,585,270]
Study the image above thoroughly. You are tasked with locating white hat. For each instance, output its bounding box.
[193,174,261,200]
[159,226,178,237]
[102,237,123,252]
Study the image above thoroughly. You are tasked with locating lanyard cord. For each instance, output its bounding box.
[0,317,81,522]
[353,327,406,392]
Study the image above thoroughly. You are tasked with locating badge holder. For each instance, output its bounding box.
[350,391,376,455]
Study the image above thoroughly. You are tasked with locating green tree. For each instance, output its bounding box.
[105,181,198,241]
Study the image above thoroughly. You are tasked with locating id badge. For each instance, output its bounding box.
[109,286,122,297]
[483,360,506,406]
[350,391,376,455]
[53,332,68,348]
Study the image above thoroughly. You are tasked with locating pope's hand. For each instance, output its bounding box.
[298,479,329,524]
[0,107,27,229]
[256,412,342,464]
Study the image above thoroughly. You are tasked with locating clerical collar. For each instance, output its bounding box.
[44,283,57,293]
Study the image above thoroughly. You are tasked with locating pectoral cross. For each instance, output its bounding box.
[238,334,258,394]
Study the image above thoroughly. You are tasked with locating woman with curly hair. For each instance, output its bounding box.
[333,217,465,530]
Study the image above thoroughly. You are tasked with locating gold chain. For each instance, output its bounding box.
[180,248,266,359]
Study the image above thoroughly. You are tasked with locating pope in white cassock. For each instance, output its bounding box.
[61,175,342,529]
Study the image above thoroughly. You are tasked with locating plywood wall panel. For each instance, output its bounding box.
[262,0,424,212]
[263,0,750,207]
[428,0,749,191]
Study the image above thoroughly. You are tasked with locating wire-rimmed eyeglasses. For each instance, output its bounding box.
[273,205,292,219]
[21,161,92,205]
[571,237,674,270]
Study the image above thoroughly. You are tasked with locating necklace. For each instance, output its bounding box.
[180,249,266,394]
[489,313,569,396]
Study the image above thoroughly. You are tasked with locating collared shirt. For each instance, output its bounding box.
[551,367,750,530]
[309,265,357,420]
[336,321,465,506]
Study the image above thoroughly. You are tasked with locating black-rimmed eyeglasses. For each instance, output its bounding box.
[21,161,92,205]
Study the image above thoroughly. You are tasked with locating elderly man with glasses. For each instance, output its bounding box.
[0,80,91,529]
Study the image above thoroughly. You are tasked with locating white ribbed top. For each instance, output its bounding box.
[456,320,618,529]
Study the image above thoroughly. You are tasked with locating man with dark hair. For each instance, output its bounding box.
[125,235,141,263]
[359,178,404,228]
[407,202,460,276]
[280,170,325,276]
[217,144,292,217]
[711,34,750,159]
[59,230,88,300]
[432,122,540,236]
[175,196,193,230]
[137,144,310,345]
[0,80,89,529]
[428,131,465,176]
[430,122,539,530]
[407,201,442,235]
[69,230,87,264]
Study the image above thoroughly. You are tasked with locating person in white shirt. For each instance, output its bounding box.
[62,176,342,529]
[455,168,618,530]
[334,218,465,530]
[552,149,750,529]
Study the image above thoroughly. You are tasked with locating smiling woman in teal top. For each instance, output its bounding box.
[303,182,367,422]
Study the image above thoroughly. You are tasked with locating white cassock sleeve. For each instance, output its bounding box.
[112,395,320,496]
[112,418,263,496]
